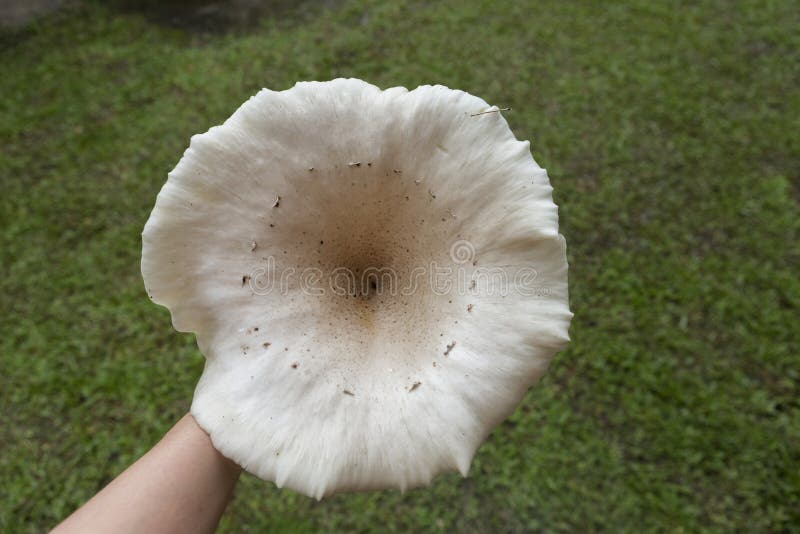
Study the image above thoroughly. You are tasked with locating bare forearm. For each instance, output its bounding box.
[53,414,241,534]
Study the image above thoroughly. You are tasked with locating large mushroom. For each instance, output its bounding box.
[142,78,572,499]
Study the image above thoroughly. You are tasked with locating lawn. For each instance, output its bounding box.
[1,0,798,531]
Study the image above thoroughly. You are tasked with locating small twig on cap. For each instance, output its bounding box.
[469,107,511,117]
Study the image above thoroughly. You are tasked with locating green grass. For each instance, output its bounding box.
[1,0,798,531]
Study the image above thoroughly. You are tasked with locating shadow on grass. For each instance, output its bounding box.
[104,0,341,33]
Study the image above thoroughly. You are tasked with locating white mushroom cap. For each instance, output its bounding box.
[141,78,572,499]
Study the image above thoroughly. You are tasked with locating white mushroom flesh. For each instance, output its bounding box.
[141,79,572,499]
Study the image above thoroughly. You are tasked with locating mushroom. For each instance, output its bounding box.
[141,79,572,499]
